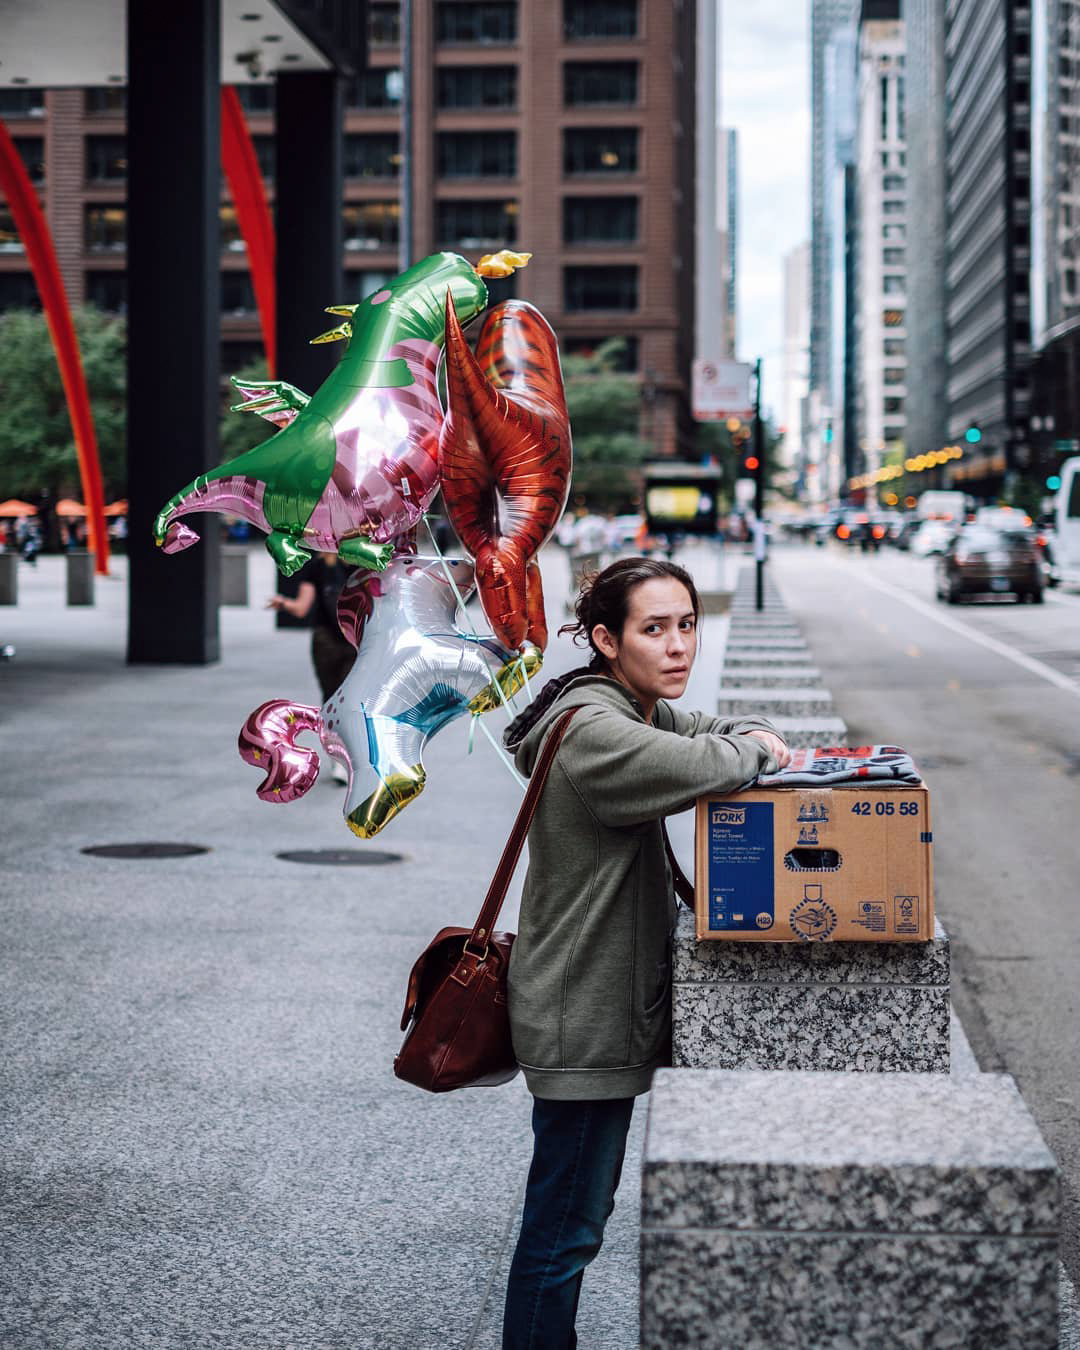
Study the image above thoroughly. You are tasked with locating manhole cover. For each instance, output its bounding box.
[81,842,210,859]
[276,849,403,866]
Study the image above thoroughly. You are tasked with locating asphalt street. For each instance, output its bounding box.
[772,541,1080,1288]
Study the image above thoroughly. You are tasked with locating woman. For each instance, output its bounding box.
[501,556,790,1348]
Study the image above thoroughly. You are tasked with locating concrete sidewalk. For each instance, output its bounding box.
[0,540,734,1350]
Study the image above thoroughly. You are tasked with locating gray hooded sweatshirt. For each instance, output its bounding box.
[506,674,783,1100]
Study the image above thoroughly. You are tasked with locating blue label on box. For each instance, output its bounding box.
[706,801,775,931]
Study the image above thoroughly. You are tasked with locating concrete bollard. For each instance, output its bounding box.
[221,546,250,606]
[0,552,16,605]
[672,908,950,1073]
[641,1069,1059,1349]
[66,551,94,606]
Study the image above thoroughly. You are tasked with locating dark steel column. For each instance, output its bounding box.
[127,0,221,664]
[275,72,344,395]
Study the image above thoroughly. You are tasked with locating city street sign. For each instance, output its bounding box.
[692,358,754,422]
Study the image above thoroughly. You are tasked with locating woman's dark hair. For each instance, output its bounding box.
[560,556,701,671]
[504,557,701,747]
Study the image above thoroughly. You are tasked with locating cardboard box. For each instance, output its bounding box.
[694,784,934,942]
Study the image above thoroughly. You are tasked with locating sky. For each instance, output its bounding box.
[721,2,810,382]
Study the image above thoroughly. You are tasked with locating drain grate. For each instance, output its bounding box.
[276,848,403,866]
[82,842,210,859]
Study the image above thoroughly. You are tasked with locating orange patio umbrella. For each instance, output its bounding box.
[0,499,38,517]
[55,498,87,517]
[103,499,128,517]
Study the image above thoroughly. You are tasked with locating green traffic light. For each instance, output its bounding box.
[1047,475,1062,491]
[964,426,982,444]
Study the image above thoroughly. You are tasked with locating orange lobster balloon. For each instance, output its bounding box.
[439,294,573,651]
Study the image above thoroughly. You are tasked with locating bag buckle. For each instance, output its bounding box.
[461,928,489,963]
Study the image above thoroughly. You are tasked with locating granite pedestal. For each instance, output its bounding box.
[760,714,848,747]
[221,545,250,606]
[716,686,836,718]
[722,665,822,688]
[65,550,94,606]
[672,907,950,1072]
[641,1069,1059,1349]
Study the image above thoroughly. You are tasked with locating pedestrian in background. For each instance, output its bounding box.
[267,552,355,783]
[499,556,790,1346]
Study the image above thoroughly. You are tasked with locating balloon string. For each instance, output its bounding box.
[472,712,527,790]
[422,512,520,720]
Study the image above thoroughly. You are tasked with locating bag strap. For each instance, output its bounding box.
[662,820,695,910]
[466,707,580,955]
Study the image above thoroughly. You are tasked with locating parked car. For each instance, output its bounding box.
[935,525,1044,603]
[911,520,957,557]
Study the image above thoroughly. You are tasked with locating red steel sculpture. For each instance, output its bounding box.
[0,119,109,572]
[220,86,275,375]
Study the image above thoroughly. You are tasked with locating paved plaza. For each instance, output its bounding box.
[0,542,731,1349]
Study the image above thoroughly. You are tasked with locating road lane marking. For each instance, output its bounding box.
[852,569,1080,701]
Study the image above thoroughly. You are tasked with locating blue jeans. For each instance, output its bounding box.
[502,1095,636,1349]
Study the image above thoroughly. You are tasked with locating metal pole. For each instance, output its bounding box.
[400,0,412,270]
[754,357,766,610]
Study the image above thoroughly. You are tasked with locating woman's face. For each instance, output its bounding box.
[592,577,698,712]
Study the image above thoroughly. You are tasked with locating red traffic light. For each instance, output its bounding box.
[744,456,760,472]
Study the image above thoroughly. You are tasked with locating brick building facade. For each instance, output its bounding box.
[0,0,697,457]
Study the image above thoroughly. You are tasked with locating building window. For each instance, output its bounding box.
[84,204,127,252]
[882,200,904,215]
[884,397,904,415]
[0,88,45,117]
[232,84,274,113]
[0,272,41,309]
[369,3,401,45]
[883,223,905,240]
[564,265,638,311]
[882,173,905,191]
[343,201,401,250]
[883,368,905,385]
[85,271,126,313]
[13,137,44,184]
[0,206,24,253]
[883,275,905,294]
[883,308,904,327]
[883,247,905,265]
[436,2,518,45]
[564,0,638,40]
[344,133,401,178]
[883,338,905,357]
[85,87,128,114]
[347,269,394,297]
[252,135,275,184]
[221,272,256,315]
[564,127,639,175]
[437,199,518,248]
[564,61,638,107]
[436,65,517,108]
[562,334,639,370]
[437,130,517,177]
[563,195,639,244]
[220,205,245,253]
[348,68,403,109]
[85,135,127,181]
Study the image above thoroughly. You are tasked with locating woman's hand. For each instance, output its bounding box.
[745,730,792,770]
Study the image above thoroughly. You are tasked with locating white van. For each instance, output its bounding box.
[916,490,968,523]
[1054,457,1080,585]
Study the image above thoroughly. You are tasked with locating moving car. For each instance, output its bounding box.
[935,525,1044,604]
[911,520,956,556]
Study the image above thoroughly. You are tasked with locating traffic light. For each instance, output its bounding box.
[1047,474,1062,491]
[742,454,760,473]
[964,424,982,444]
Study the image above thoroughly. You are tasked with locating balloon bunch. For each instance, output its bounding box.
[154,250,572,836]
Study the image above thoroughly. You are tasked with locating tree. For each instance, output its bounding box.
[0,306,126,499]
[561,338,650,511]
[218,356,277,463]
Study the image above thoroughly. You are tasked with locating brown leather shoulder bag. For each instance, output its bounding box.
[394,708,579,1093]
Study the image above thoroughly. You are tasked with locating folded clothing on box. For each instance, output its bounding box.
[757,744,921,788]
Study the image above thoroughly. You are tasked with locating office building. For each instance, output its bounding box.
[0,0,699,457]
[724,126,738,356]
[696,0,733,364]
[780,240,811,479]
[943,0,1032,494]
[854,0,906,481]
